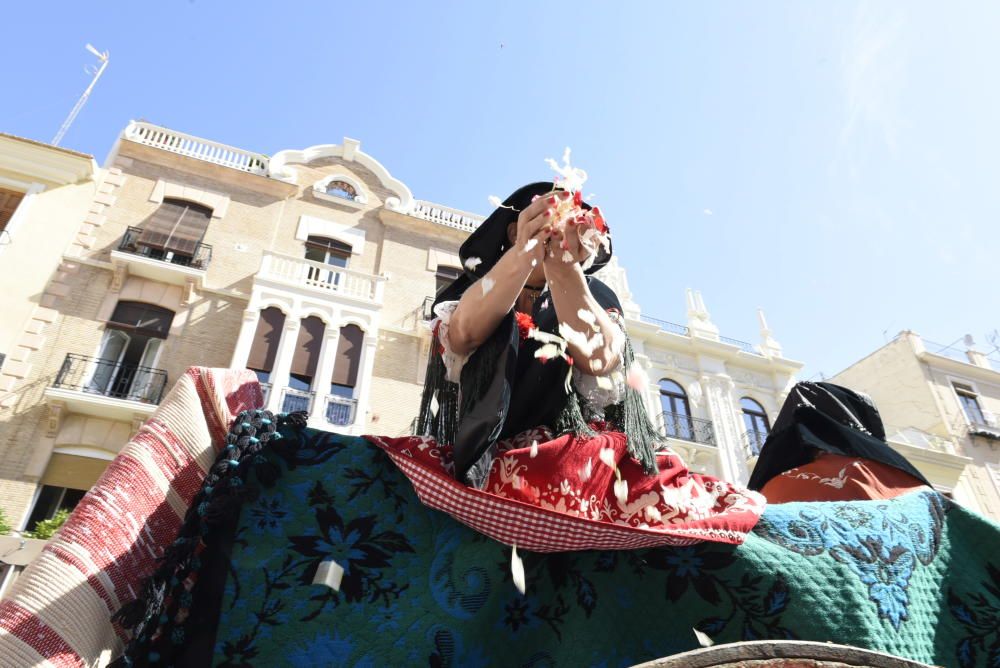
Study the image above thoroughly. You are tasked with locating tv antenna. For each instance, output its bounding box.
[52,44,109,147]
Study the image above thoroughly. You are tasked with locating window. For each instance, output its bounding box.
[435,265,463,295]
[288,316,325,392]
[658,378,693,440]
[741,397,770,455]
[325,180,359,201]
[86,302,174,402]
[954,383,986,425]
[136,198,212,264]
[305,236,351,287]
[23,485,86,534]
[326,324,364,426]
[0,187,25,236]
[247,307,286,385]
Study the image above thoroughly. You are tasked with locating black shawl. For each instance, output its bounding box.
[747,381,931,491]
[416,182,664,485]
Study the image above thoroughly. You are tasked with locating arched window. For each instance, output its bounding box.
[136,198,213,265]
[326,180,358,201]
[659,379,693,440]
[741,397,770,455]
[246,307,286,385]
[326,324,365,426]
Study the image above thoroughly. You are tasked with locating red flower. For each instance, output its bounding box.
[573,190,583,207]
[591,206,608,233]
[515,311,536,340]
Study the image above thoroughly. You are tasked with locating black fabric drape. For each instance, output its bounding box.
[747,381,931,491]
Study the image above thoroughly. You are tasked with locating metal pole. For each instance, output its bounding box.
[52,46,109,147]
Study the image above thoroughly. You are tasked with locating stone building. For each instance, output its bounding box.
[832,331,1000,521]
[0,121,804,592]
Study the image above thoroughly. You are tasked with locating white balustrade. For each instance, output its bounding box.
[410,201,483,232]
[124,121,270,175]
[258,252,385,303]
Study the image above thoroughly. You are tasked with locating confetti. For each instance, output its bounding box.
[481,277,496,296]
[595,375,614,390]
[313,559,344,591]
[545,147,588,193]
[522,238,539,253]
[511,545,526,595]
[561,250,574,263]
[614,479,629,504]
[693,628,715,648]
[580,457,593,481]
[577,309,596,326]
[530,440,538,458]
[599,448,616,469]
[535,343,562,361]
[465,256,482,271]
[488,195,503,208]
[429,391,439,417]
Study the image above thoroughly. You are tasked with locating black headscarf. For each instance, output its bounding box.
[417,182,663,486]
[747,381,931,491]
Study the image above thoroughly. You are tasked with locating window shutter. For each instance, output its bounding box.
[290,316,325,379]
[108,301,175,339]
[247,308,286,373]
[0,187,25,232]
[332,324,364,387]
[138,199,212,256]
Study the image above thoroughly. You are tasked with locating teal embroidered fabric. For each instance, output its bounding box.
[212,429,1000,667]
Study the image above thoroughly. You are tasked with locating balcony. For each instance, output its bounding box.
[257,252,386,305]
[658,411,715,446]
[110,227,213,288]
[116,226,212,270]
[123,121,269,175]
[324,395,358,426]
[410,201,483,232]
[46,354,166,421]
[281,387,315,414]
[639,315,689,336]
[421,296,435,320]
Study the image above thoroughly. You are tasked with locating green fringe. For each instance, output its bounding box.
[554,390,597,440]
[613,336,664,474]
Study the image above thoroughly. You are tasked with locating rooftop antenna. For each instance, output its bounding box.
[52,44,109,147]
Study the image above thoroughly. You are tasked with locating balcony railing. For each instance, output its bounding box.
[719,335,760,355]
[260,382,272,406]
[53,353,167,404]
[123,121,269,175]
[639,315,689,336]
[742,429,769,457]
[117,226,212,270]
[281,387,314,414]
[658,411,715,446]
[325,395,357,426]
[258,252,385,303]
[410,201,483,232]
[422,296,436,320]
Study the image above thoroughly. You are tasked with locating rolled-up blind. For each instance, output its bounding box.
[138,198,212,256]
[108,301,175,339]
[246,307,286,373]
[290,316,325,379]
[0,187,25,233]
[332,324,364,387]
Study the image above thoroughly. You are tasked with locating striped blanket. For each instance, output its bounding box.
[2,368,999,667]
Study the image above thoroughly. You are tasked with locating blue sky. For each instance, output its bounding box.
[4,1,998,378]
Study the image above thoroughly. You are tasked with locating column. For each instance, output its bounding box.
[351,336,379,435]
[229,308,260,369]
[267,317,300,412]
[310,325,341,425]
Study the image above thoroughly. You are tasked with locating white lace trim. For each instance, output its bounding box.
[431,300,470,383]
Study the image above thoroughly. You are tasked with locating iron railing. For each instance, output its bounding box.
[325,395,357,426]
[922,340,972,364]
[259,382,272,406]
[53,353,167,404]
[639,315,689,336]
[281,387,315,414]
[743,429,769,456]
[659,411,715,446]
[117,226,212,270]
[719,335,759,354]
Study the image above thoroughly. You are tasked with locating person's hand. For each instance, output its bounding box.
[546,208,600,267]
[510,190,571,267]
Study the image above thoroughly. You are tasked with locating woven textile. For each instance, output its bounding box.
[0,368,261,668]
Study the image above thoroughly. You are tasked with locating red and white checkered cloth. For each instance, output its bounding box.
[0,368,261,668]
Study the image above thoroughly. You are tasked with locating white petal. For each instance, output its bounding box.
[529,440,539,458]
[531,259,538,267]
[564,364,573,393]
[614,479,629,504]
[464,256,482,271]
[522,238,538,253]
[534,343,562,361]
[693,628,715,648]
[511,545,526,595]
[481,277,496,296]
[429,391,439,416]
[592,359,603,371]
[599,448,616,469]
[626,367,649,391]
[576,309,596,325]
[488,195,503,208]
[580,457,593,481]
[595,375,613,390]
[561,250,574,263]
[313,559,344,591]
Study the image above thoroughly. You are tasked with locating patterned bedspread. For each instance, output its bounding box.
[1,368,998,667]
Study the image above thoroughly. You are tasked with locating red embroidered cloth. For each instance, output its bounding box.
[367,426,766,552]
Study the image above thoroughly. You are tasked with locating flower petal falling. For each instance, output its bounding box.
[465,256,482,271]
[511,545,526,595]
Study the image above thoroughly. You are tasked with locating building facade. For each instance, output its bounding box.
[0,121,804,593]
[832,331,1000,521]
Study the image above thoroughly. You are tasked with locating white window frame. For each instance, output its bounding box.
[947,375,988,427]
[0,177,45,258]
